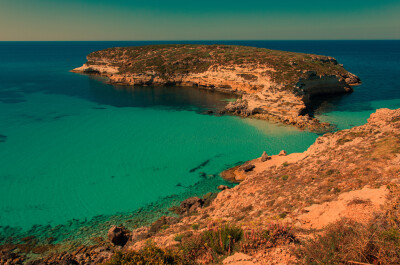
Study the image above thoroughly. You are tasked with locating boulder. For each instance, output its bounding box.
[279,150,287,156]
[345,73,361,85]
[107,226,129,247]
[179,197,205,214]
[261,151,271,162]
[218,185,230,191]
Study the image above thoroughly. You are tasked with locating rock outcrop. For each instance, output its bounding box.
[72,44,360,131]
[107,226,129,247]
[177,197,205,215]
[261,151,270,162]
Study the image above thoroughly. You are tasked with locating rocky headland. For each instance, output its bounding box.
[4,108,400,264]
[72,44,360,132]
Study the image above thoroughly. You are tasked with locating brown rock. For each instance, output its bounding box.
[240,164,255,172]
[261,151,271,162]
[218,185,230,191]
[278,150,287,156]
[179,197,205,214]
[107,226,129,246]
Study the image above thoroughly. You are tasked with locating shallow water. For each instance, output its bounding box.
[0,41,399,241]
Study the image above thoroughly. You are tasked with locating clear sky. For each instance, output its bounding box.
[1,0,399,41]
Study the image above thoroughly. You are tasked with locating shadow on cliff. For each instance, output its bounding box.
[306,93,374,117]
[86,75,237,114]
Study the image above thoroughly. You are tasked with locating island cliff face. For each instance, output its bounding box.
[72,44,360,131]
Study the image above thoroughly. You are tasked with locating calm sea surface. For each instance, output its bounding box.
[0,41,399,239]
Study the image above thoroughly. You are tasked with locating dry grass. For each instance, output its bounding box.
[371,136,400,159]
[296,184,400,265]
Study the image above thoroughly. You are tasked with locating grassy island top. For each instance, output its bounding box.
[86,44,348,84]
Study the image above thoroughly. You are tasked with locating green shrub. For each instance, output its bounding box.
[297,185,400,264]
[161,224,169,230]
[174,234,184,242]
[241,223,295,253]
[201,223,243,255]
[104,241,186,265]
[296,218,400,265]
[279,212,287,219]
[179,234,209,263]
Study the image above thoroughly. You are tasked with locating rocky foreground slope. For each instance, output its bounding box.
[72,44,360,131]
[4,108,400,264]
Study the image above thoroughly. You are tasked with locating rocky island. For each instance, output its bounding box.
[72,44,360,131]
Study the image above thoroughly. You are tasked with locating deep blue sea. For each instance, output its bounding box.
[0,40,399,242]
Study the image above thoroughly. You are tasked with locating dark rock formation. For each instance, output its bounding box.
[179,197,205,214]
[279,150,287,156]
[240,164,255,172]
[261,151,271,162]
[107,226,129,247]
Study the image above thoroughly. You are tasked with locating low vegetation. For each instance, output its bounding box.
[104,242,185,265]
[107,184,400,264]
[103,224,242,264]
[103,222,295,264]
[296,184,400,265]
[87,44,348,88]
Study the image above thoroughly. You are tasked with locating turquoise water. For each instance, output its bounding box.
[0,42,321,236]
[0,41,399,242]
[0,91,317,229]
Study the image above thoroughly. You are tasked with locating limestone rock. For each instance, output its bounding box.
[279,150,287,156]
[261,151,271,162]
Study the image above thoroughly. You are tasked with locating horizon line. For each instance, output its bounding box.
[0,39,400,42]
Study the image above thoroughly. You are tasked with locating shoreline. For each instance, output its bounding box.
[72,70,348,134]
[0,171,234,261]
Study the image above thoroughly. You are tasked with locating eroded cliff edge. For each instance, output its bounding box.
[72,44,360,131]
